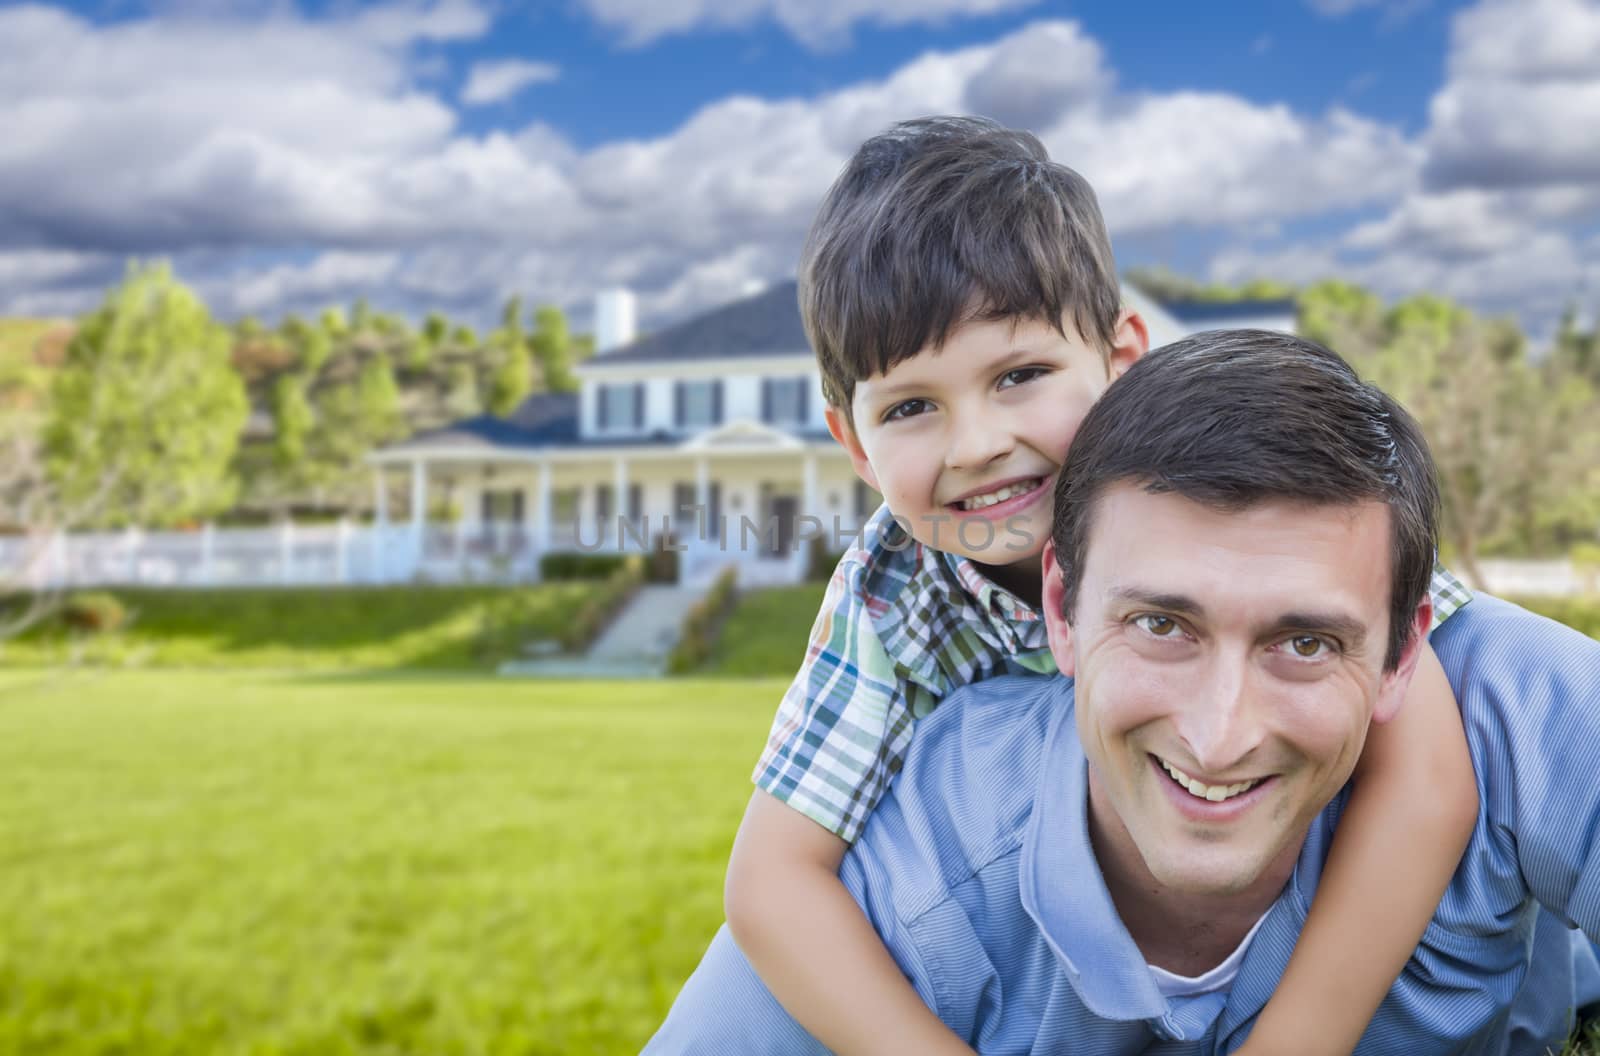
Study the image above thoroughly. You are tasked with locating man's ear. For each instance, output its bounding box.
[825,404,880,492]
[1107,309,1149,381]
[1372,598,1434,725]
[1041,539,1077,678]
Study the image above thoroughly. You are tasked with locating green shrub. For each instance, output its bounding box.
[806,536,844,582]
[540,552,631,581]
[559,559,645,653]
[667,567,739,674]
[60,591,128,633]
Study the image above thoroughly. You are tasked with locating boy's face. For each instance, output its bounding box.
[827,309,1146,572]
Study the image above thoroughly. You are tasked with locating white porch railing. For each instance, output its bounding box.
[0,518,816,590]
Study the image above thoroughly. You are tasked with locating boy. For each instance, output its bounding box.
[722,116,1480,1055]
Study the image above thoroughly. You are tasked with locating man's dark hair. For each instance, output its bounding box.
[798,115,1121,420]
[1050,329,1440,671]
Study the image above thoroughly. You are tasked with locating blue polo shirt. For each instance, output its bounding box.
[645,594,1600,1054]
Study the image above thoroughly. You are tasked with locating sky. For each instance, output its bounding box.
[1,0,1597,339]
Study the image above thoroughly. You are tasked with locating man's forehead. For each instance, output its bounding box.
[1082,485,1393,620]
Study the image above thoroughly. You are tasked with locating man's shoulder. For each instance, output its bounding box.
[849,675,1070,910]
[1430,592,1600,697]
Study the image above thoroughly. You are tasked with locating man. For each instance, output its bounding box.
[645,330,1600,1054]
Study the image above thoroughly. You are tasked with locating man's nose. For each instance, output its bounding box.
[1174,654,1266,777]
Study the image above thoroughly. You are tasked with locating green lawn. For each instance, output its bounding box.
[0,669,777,1055]
[1,585,616,671]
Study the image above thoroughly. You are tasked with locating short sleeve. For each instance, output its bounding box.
[752,555,923,844]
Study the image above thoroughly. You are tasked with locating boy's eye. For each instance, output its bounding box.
[882,398,932,422]
[998,367,1048,389]
[1132,614,1181,637]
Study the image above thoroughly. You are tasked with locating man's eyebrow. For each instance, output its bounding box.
[1106,587,1205,616]
[1267,611,1369,649]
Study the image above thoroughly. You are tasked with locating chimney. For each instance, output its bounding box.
[595,287,637,354]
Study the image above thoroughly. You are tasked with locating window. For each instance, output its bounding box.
[675,380,722,429]
[597,382,644,431]
[480,488,525,523]
[763,377,810,425]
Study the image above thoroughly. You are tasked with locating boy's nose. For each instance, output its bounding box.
[944,421,1014,470]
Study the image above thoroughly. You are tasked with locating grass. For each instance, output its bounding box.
[1,585,619,671]
[0,668,782,1055]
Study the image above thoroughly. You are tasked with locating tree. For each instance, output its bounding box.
[271,374,314,473]
[1301,284,1600,585]
[44,262,248,528]
[531,304,578,392]
[486,296,532,416]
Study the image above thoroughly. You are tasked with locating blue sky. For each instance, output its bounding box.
[2,0,1596,336]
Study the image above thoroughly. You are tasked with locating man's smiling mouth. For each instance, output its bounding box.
[1156,756,1264,802]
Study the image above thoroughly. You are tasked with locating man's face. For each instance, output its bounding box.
[826,311,1144,570]
[1042,484,1427,896]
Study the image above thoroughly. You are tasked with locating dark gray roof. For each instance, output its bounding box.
[593,280,809,364]
[1159,299,1299,325]
[382,392,578,454]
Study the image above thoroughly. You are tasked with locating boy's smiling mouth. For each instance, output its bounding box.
[949,476,1048,512]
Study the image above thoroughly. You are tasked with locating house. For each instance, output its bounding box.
[366,281,1298,585]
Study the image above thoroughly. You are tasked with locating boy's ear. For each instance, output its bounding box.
[1107,309,1149,381]
[1041,539,1077,678]
[825,404,881,492]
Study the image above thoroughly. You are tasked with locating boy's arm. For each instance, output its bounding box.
[1238,643,1478,1055]
[724,791,976,1056]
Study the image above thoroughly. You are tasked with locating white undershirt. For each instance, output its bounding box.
[1146,911,1272,999]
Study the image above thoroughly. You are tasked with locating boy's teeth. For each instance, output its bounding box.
[958,479,1038,510]
[1159,759,1261,803]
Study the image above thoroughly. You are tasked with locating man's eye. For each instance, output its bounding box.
[1133,614,1180,637]
[998,367,1047,389]
[882,399,932,422]
[1288,635,1330,659]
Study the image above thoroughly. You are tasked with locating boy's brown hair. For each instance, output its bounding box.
[798,115,1122,419]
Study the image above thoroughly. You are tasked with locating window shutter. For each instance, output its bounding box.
[628,483,642,520]
[798,379,809,425]
[597,386,610,431]
[674,381,684,427]
[761,379,772,423]
[633,382,646,429]
[712,380,724,424]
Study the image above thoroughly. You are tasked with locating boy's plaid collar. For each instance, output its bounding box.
[863,510,1050,692]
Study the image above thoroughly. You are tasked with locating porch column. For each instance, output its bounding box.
[411,459,427,574]
[373,468,389,528]
[802,452,818,517]
[535,460,552,553]
[695,456,710,541]
[613,456,629,548]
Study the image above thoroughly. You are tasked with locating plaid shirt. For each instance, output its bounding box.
[755,504,1475,845]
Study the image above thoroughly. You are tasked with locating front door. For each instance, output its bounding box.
[769,496,800,556]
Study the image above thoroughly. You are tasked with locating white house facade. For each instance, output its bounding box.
[364,282,1300,586]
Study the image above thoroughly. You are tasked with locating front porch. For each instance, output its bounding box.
[367,423,876,587]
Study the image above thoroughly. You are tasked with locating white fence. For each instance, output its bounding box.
[0,519,816,591]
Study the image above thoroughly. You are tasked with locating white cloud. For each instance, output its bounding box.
[577,0,1040,50]
[1303,0,1430,19]
[1424,0,1600,188]
[461,59,560,106]
[0,3,1590,340]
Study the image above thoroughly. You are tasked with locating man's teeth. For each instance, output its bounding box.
[958,479,1039,511]
[1159,759,1261,803]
